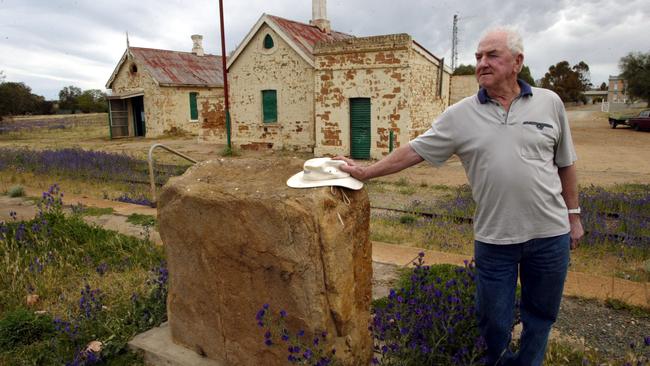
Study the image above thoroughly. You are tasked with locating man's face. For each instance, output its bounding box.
[474,32,523,90]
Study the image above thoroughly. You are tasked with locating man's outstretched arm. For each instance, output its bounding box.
[335,145,424,181]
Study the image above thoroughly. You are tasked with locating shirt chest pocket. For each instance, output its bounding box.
[520,121,557,161]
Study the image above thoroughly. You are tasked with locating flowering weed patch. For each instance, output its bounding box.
[256,304,338,365]
[0,184,167,365]
[370,184,650,281]
[371,254,486,365]
[0,147,188,186]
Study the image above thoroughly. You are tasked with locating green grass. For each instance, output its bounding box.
[0,186,166,364]
[604,298,650,319]
[79,206,115,216]
[127,213,156,227]
[7,185,25,198]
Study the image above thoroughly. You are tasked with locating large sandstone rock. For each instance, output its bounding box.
[158,157,373,365]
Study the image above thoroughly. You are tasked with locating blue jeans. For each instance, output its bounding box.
[475,233,570,366]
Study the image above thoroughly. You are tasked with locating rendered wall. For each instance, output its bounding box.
[313,34,413,159]
[227,24,315,151]
[110,58,223,137]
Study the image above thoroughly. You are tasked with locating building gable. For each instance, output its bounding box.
[227,13,353,70]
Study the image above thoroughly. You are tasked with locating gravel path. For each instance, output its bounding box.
[554,296,650,360]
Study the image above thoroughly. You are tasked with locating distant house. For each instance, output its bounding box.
[205,0,453,159]
[607,75,628,104]
[105,35,225,138]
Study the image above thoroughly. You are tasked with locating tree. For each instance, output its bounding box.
[77,89,108,113]
[572,61,592,90]
[453,64,475,76]
[599,82,607,91]
[619,51,650,106]
[518,65,535,86]
[0,70,5,84]
[58,85,82,113]
[540,61,591,103]
[0,82,38,119]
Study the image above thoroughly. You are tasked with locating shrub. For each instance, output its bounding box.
[370,254,486,365]
[399,214,417,225]
[0,308,54,351]
[7,185,25,197]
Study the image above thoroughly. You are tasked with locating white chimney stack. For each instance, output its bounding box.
[311,0,331,34]
[191,34,204,56]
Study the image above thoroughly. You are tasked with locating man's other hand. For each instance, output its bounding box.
[568,215,584,250]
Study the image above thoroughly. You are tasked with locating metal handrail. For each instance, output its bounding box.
[148,143,198,205]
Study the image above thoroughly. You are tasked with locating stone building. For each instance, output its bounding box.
[203,0,453,159]
[607,75,628,104]
[220,12,352,151]
[106,35,225,138]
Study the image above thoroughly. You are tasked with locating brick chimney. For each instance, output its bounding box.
[310,0,331,34]
[191,34,204,56]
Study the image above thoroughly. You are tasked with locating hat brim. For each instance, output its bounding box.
[287,171,363,190]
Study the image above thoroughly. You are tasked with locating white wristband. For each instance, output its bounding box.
[567,207,581,215]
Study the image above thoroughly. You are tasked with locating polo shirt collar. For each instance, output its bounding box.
[477,79,533,104]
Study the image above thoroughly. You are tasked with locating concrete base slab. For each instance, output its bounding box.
[128,322,224,366]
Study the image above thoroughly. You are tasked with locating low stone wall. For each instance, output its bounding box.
[158,158,373,365]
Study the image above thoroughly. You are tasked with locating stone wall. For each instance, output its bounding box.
[226,24,315,152]
[450,74,478,105]
[408,47,450,140]
[158,158,373,365]
[313,34,412,159]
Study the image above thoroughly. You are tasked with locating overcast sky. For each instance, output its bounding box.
[1,0,649,100]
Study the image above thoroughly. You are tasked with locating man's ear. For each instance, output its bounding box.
[515,53,524,73]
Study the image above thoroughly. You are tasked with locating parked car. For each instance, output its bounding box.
[626,110,650,131]
[608,109,650,130]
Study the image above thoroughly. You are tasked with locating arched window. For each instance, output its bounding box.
[263,34,274,49]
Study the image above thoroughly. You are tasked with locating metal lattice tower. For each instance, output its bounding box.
[451,14,458,71]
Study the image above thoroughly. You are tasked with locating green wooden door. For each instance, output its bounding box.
[350,98,371,159]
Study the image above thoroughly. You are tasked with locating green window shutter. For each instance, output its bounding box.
[264,34,274,49]
[262,90,277,123]
[189,92,198,120]
[350,98,371,159]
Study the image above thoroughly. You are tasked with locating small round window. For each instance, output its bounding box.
[130,64,138,73]
[263,34,274,49]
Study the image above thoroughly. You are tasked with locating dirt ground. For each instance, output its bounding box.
[382,104,650,187]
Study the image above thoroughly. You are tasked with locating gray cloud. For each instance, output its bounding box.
[0,0,648,99]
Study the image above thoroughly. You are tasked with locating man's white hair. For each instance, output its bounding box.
[481,26,524,56]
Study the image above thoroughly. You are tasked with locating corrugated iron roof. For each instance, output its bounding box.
[267,15,353,60]
[129,47,224,87]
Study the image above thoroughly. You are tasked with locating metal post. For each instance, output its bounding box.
[218,0,232,150]
[148,143,198,205]
[389,130,394,153]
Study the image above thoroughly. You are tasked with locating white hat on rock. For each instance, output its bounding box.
[287,157,363,190]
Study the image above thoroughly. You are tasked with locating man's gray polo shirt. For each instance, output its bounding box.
[410,81,577,244]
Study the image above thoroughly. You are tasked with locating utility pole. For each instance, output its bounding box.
[451,14,458,71]
[218,0,232,150]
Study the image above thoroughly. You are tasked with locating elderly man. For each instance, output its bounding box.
[337,27,584,365]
